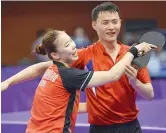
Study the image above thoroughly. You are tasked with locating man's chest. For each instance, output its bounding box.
[87,54,125,71]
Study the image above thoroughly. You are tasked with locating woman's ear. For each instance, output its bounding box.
[51,52,60,60]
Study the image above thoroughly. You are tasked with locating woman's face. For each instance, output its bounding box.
[54,32,78,64]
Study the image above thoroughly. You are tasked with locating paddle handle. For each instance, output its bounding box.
[132,64,139,70]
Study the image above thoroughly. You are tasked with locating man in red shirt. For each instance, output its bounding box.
[1,2,154,133]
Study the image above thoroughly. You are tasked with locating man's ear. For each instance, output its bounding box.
[120,19,122,24]
[92,21,97,31]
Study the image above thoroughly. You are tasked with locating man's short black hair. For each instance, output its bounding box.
[92,2,120,21]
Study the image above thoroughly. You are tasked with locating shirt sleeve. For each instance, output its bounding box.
[137,66,151,83]
[59,67,94,93]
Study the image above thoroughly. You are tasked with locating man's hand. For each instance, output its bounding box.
[125,64,154,100]
[125,65,138,86]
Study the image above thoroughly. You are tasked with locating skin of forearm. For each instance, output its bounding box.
[6,61,52,86]
[109,52,134,81]
[132,79,154,100]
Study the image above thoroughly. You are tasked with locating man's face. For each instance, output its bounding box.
[92,11,121,43]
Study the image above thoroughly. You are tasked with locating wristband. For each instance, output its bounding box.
[129,47,138,59]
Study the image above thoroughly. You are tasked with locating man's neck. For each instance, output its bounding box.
[99,39,121,63]
[100,39,120,53]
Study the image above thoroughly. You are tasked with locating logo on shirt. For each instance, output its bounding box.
[43,69,58,82]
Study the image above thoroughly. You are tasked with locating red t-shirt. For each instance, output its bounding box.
[72,41,151,125]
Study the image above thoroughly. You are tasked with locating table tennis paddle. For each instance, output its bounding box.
[132,31,165,69]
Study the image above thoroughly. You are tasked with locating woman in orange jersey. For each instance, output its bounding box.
[2,30,155,133]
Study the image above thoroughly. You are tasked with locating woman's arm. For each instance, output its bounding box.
[87,52,134,88]
[1,61,53,91]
